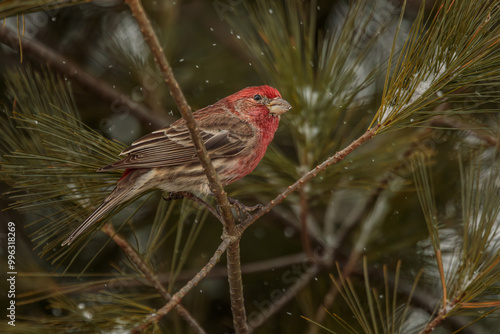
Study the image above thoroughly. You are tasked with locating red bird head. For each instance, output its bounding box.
[226,85,292,127]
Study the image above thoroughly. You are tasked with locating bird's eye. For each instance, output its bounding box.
[253,94,262,101]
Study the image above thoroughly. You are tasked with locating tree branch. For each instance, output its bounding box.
[132,238,231,333]
[117,3,384,333]
[0,24,168,128]
[239,124,382,234]
[122,3,245,333]
[101,223,206,334]
[227,241,248,333]
[123,0,234,231]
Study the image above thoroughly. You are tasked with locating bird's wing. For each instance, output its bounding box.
[99,111,255,171]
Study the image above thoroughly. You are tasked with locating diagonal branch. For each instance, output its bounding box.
[101,223,207,334]
[0,24,168,128]
[122,3,384,333]
[139,124,382,331]
[132,238,231,333]
[238,124,381,234]
[123,0,234,230]
[125,124,382,332]
[123,1,246,332]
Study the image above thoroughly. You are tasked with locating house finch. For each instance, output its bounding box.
[62,85,291,246]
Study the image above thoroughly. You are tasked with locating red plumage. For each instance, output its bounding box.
[62,85,291,246]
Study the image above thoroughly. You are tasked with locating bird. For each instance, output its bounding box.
[62,85,291,246]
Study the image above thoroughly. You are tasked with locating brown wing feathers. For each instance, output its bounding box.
[99,111,255,172]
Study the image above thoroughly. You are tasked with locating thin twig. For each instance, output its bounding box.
[119,3,384,333]
[124,123,380,332]
[123,3,246,333]
[123,0,233,229]
[422,308,449,334]
[101,223,206,334]
[132,238,231,333]
[245,125,381,332]
[307,121,460,334]
[0,24,168,128]
[239,124,381,234]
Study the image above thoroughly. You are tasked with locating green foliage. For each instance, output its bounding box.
[0,68,126,263]
[227,0,412,251]
[16,293,161,333]
[1,0,500,333]
[412,148,500,317]
[228,0,384,168]
[0,68,217,333]
[226,0,500,332]
[374,0,500,131]
[328,259,423,334]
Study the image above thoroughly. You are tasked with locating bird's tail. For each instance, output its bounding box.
[61,191,129,246]
[61,169,148,246]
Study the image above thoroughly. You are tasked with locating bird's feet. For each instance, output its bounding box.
[227,197,263,220]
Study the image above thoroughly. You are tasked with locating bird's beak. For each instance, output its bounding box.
[267,97,292,115]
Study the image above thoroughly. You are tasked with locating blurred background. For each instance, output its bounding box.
[1,0,500,333]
